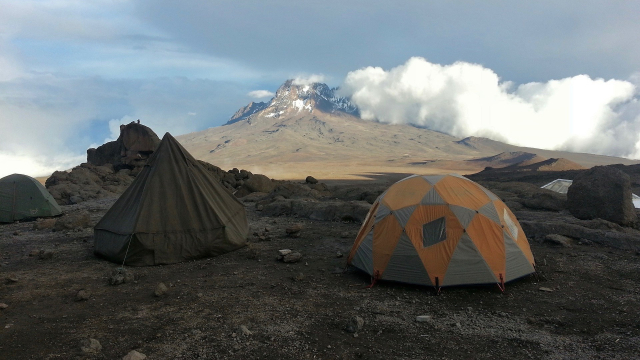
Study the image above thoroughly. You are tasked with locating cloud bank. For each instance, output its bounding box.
[248,90,275,99]
[341,57,640,158]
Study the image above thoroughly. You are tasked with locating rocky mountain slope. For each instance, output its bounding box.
[178,80,639,180]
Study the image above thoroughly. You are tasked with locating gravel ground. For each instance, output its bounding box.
[1,194,640,359]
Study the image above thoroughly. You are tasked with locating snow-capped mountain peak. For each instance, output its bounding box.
[225,80,359,124]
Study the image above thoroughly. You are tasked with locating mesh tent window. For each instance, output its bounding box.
[422,217,447,247]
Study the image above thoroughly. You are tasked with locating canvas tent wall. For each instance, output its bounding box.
[0,174,62,223]
[94,133,249,266]
[542,179,640,208]
[347,174,535,288]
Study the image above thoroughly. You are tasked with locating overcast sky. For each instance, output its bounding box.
[1,1,640,177]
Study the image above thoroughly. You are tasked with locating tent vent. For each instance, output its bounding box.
[422,217,447,247]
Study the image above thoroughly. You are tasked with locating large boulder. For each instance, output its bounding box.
[567,166,637,226]
[87,121,160,171]
[46,163,134,205]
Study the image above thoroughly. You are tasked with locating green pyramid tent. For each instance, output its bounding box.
[94,133,249,266]
[0,174,62,223]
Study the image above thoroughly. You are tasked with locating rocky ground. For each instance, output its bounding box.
[1,178,640,360]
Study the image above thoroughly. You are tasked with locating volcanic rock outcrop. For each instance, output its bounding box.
[87,121,161,171]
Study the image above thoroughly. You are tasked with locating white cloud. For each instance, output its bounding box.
[292,74,326,86]
[341,57,640,158]
[247,90,274,99]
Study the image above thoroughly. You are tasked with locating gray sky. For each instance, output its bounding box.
[1,0,640,176]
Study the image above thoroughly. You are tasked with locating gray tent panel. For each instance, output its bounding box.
[442,234,497,286]
[421,175,446,185]
[420,188,446,205]
[381,233,432,286]
[478,202,501,224]
[351,232,374,276]
[478,185,500,201]
[392,205,417,228]
[375,203,392,224]
[449,205,477,229]
[504,231,535,282]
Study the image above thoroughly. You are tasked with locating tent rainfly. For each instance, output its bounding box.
[0,174,62,223]
[94,133,249,266]
[541,179,640,208]
[348,174,535,289]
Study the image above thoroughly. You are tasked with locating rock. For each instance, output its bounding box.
[539,287,554,292]
[29,249,40,257]
[416,315,433,322]
[340,231,351,238]
[292,272,305,281]
[345,316,364,333]
[336,251,343,258]
[567,165,637,225]
[286,224,304,237]
[282,252,302,263]
[80,338,102,354]
[263,199,371,222]
[243,174,276,193]
[239,325,253,336]
[38,249,55,260]
[0,303,8,310]
[33,218,56,230]
[88,121,160,170]
[76,289,91,301]
[305,176,318,184]
[123,350,147,360]
[46,163,135,205]
[12,231,20,236]
[109,268,134,285]
[154,282,169,297]
[543,234,572,247]
[278,249,292,256]
[6,276,18,283]
[54,211,91,231]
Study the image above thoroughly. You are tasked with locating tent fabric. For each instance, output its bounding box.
[94,133,249,266]
[542,178,640,208]
[0,174,62,223]
[347,174,535,287]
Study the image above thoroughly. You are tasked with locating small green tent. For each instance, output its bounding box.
[0,174,62,223]
[94,133,249,266]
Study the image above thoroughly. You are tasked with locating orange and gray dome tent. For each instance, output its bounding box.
[94,133,249,266]
[0,174,62,223]
[347,174,535,289]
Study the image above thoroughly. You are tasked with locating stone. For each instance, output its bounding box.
[292,272,305,281]
[29,249,40,257]
[282,252,302,263]
[239,325,253,336]
[543,234,572,247]
[336,251,344,258]
[109,268,134,285]
[154,282,169,297]
[567,165,637,225]
[54,211,91,231]
[243,174,276,193]
[278,249,292,256]
[305,176,318,184]
[76,289,91,301]
[80,338,102,354]
[539,287,554,292]
[12,231,20,236]
[345,315,364,333]
[33,218,56,230]
[416,315,433,322]
[38,250,55,260]
[123,350,147,360]
[340,231,351,238]
[0,303,8,310]
[6,276,18,283]
[285,224,304,236]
